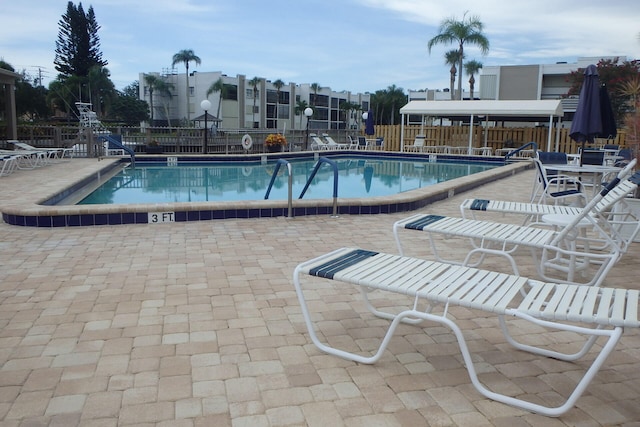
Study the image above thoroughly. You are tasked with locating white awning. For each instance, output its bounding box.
[399,99,564,119]
[399,100,564,152]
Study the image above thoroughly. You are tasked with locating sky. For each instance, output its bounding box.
[1,0,639,95]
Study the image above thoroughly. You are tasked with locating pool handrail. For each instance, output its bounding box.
[100,134,136,167]
[299,157,339,216]
[264,158,293,218]
[504,141,537,162]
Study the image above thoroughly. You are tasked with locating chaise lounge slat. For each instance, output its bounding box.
[293,247,640,416]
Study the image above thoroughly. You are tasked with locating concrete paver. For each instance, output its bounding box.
[0,158,638,425]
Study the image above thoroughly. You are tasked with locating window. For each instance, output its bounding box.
[189,86,195,96]
[246,88,258,99]
[225,84,237,101]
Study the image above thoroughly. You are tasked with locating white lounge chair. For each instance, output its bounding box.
[404,135,425,152]
[10,140,74,161]
[322,134,349,150]
[461,159,637,227]
[0,149,48,169]
[293,247,640,417]
[393,169,640,287]
[310,135,329,151]
[0,154,19,176]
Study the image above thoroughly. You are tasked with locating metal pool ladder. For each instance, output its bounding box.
[265,159,294,218]
[299,157,339,217]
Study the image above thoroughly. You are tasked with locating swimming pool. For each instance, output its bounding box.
[76,156,499,205]
[2,152,528,227]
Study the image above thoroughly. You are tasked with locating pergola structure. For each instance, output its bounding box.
[399,100,565,153]
[1,68,20,140]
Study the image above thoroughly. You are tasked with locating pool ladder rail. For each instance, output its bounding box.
[264,157,339,218]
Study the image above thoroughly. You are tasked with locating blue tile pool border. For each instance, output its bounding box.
[2,152,529,227]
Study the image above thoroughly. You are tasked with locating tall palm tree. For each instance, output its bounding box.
[155,79,175,127]
[206,77,227,124]
[310,82,322,106]
[464,60,483,100]
[248,77,261,128]
[272,79,285,130]
[444,50,462,100]
[428,12,489,100]
[171,49,201,122]
[143,74,160,122]
[295,100,309,128]
[86,66,115,118]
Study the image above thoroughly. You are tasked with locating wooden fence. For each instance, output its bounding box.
[3,123,629,156]
[373,125,628,154]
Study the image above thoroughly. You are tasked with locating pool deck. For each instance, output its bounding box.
[0,158,639,426]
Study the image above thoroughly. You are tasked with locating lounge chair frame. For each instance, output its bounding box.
[393,170,640,287]
[293,247,639,417]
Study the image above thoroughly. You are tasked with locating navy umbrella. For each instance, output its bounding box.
[569,64,602,166]
[364,110,375,136]
[599,83,617,139]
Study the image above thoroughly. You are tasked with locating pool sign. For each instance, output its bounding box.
[148,212,175,223]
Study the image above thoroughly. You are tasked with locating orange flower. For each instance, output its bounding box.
[265,133,287,146]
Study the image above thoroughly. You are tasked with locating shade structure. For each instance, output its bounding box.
[365,110,375,136]
[399,99,564,152]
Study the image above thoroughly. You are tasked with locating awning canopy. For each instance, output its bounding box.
[399,100,565,152]
[399,100,564,122]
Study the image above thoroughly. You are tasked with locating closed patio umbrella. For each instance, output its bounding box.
[365,110,375,136]
[599,83,617,139]
[569,64,602,166]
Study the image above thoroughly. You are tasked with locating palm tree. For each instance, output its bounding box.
[206,77,227,124]
[86,66,115,118]
[248,77,261,128]
[444,50,462,100]
[155,79,175,127]
[143,74,160,122]
[464,60,483,100]
[171,49,201,122]
[310,82,322,106]
[272,79,285,130]
[295,100,309,128]
[427,12,489,100]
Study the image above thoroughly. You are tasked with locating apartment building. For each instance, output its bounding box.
[139,70,370,131]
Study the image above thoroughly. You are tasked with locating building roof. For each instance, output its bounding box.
[399,100,564,122]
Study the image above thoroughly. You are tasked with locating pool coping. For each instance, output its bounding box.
[1,153,531,227]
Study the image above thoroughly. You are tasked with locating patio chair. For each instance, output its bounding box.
[357,136,368,150]
[392,169,640,288]
[531,158,587,206]
[294,247,640,417]
[581,149,606,166]
[404,135,425,152]
[346,135,360,150]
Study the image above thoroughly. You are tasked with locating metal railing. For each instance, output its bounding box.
[299,157,339,217]
[264,159,293,218]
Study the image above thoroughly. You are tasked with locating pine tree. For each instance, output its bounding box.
[54,1,107,78]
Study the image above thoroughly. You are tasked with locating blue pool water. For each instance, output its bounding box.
[78,156,499,205]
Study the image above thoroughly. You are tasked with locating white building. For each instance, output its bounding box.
[406,56,627,127]
[139,70,370,131]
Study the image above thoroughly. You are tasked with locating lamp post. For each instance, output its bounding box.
[200,99,212,154]
[362,111,368,135]
[304,107,313,150]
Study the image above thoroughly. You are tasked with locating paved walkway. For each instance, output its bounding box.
[0,159,638,426]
